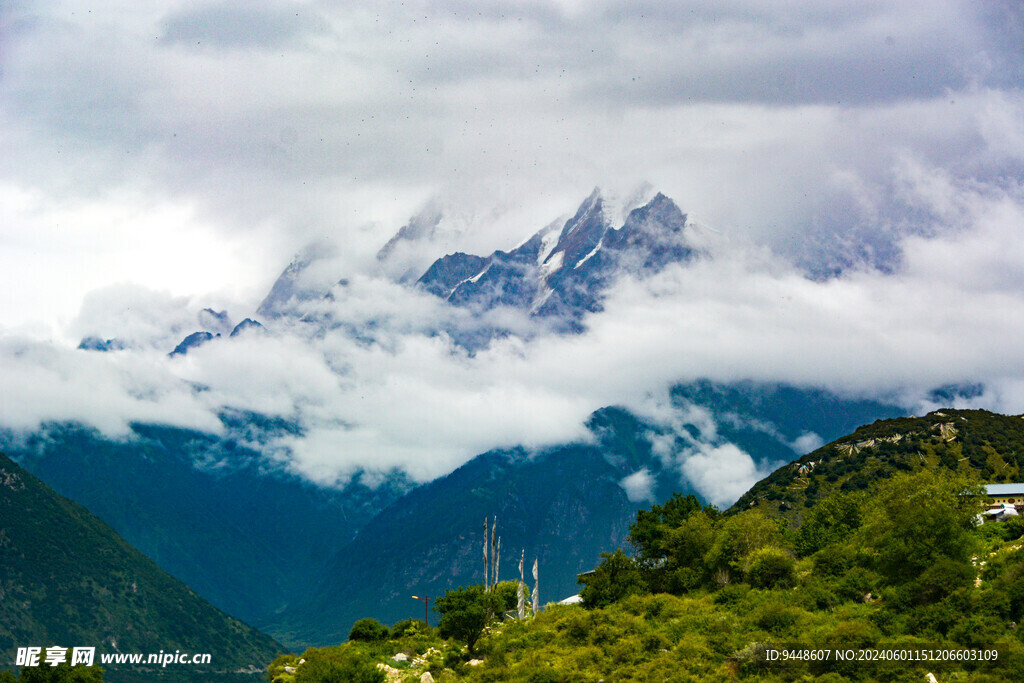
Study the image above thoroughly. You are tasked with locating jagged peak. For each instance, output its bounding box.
[623,191,686,228]
[230,318,265,337]
[257,239,340,318]
[376,203,444,262]
[198,307,233,335]
[558,187,606,240]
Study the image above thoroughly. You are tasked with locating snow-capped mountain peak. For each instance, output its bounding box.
[415,189,698,339]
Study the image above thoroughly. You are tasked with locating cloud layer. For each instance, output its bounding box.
[2,163,1023,502]
[1,2,1023,503]
[2,1,1023,326]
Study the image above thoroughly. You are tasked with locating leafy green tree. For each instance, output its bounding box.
[652,511,717,592]
[794,492,863,556]
[434,584,499,653]
[859,470,983,584]
[577,549,647,609]
[348,617,389,641]
[705,509,784,583]
[629,493,716,563]
[492,579,524,615]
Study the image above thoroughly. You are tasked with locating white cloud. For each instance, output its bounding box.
[789,432,825,455]
[0,336,221,437]
[680,443,771,509]
[70,285,202,350]
[620,468,656,504]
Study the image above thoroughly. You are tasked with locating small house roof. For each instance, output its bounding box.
[986,483,1024,496]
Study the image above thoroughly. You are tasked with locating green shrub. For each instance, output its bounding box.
[976,589,1011,619]
[348,617,389,642]
[753,601,802,635]
[910,558,975,604]
[388,618,422,639]
[713,583,749,606]
[610,634,643,665]
[904,590,972,637]
[705,510,783,580]
[795,492,863,556]
[825,619,881,649]
[293,646,384,683]
[1004,572,1024,620]
[1002,515,1024,541]
[746,546,795,589]
[812,544,856,577]
[948,613,1006,649]
[797,579,838,612]
[518,666,587,683]
[835,567,879,603]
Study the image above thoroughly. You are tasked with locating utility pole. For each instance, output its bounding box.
[411,595,430,627]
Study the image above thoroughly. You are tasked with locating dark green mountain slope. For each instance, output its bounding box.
[0,453,283,682]
[732,408,1024,519]
[271,407,686,646]
[6,422,409,626]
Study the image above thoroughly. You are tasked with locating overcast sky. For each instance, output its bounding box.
[2,1,1023,502]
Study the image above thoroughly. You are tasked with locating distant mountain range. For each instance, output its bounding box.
[241,188,698,350]
[0,452,282,682]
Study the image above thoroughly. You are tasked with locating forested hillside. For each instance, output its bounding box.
[267,409,1024,681]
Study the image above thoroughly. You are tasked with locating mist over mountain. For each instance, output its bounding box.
[7,179,1023,492]
[270,385,901,646]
